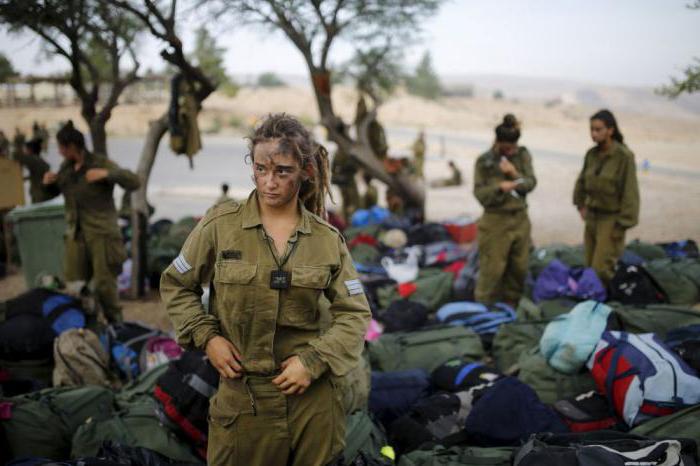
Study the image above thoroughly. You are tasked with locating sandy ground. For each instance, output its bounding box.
[1,85,699,321]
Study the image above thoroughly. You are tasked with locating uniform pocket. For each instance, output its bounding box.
[280,266,331,326]
[214,262,258,322]
[105,237,128,275]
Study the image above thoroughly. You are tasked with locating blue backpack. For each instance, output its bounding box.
[436,301,516,335]
[539,300,612,374]
[533,259,606,303]
[102,322,164,380]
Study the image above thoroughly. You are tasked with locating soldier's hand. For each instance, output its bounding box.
[272,356,311,396]
[43,171,57,185]
[578,207,587,220]
[85,168,109,183]
[499,180,517,192]
[205,336,243,379]
[499,158,518,177]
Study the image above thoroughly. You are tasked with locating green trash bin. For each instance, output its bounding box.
[7,200,66,287]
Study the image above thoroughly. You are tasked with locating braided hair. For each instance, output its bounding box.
[247,113,332,218]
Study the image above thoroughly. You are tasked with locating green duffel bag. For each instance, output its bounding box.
[516,347,597,405]
[350,243,381,265]
[2,385,115,460]
[630,404,700,445]
[71,396,201,463]
[377,269,454,313]
[344,411,394,465]
[344,224,384,243]
[369,326,484,373]
[611,305,700,339]
[492,321,548,372]
[398,445,514,466]
[625,239,667,261]
[529,244,585,280]
[644,259,699,304]
[516,297,576,322]
[115,363,169,407]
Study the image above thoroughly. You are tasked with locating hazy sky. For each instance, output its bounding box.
[1,0,698,88]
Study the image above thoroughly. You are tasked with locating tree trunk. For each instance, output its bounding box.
[309,67,425,210]
[90,120,108,156]
[129,113,169,298]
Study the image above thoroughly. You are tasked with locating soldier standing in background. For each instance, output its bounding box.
[473,114,537,305]
[573,109,639,285]
[412,130,426,178]
[41,121,141,324]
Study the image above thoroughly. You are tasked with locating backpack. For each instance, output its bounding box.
[436,302,516,335]
[491,321,548,372]
[452,248,478,301]
[532,260,606,303]
[406,223,452,246]
[517,347,597,405]
[115,364,170,408]
[631,404,700,445]
[528,244,586,280]
[71,397,201,463]
[658,239,700,259]
[153,351,219,459]
[397,445,514,466]
[1,385,114,461]
[369,369,432,428]
[0,312,56,361]
[53,328,114,388]
[343,411,394,466]
[422,241,469,267]
[539,301,612,374]
[514,431,694,466]
[463,377,568,447]
[625,239,667,261]
[138,336,182,374]
[377,270,454,313]
[369,326,485,373]
[4,288,86,335]
[611,305,700,340]
[0,357,53,396]
[552,390,620,432]
[377,300,428,333]
[587,331,700,426]
[390,386,489,455]
[608,263,668,304]
[431,359,501,392]
[516,297,578,322]
[93,441,204,466]
[103,322,164,380]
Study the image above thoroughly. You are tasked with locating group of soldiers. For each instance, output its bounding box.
[1,122,52,204]
[331,107,639,312]
[331,99,462,223]
[474,110,639,306]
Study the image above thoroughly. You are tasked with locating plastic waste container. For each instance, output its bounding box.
[7,199,66,287]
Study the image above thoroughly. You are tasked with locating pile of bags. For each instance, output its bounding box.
[2,205,700,466]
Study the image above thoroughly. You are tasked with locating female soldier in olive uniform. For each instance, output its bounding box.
[573,109,639,285]
[160,114,371,466]
[42,121,140,323]
[474,114,537,305]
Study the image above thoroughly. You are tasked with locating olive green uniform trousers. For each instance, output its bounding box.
[475,210,531,305]
[584,210,626,285]
[64,232,126,323]
[208,375,345,466]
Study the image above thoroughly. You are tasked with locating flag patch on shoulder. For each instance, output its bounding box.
[173,253,192,274]
[344,279,364,296]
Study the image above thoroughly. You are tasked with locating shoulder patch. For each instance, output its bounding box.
[344,279,364,296]
[172,253,192,274]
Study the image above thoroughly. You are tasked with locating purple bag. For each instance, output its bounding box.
[533,259,606,303]
[139,336,183,373]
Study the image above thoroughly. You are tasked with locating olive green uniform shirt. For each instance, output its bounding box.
[473,147,537,212]
[160,191,371,380]
[42,151,141,239]
[573,141,640,229]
